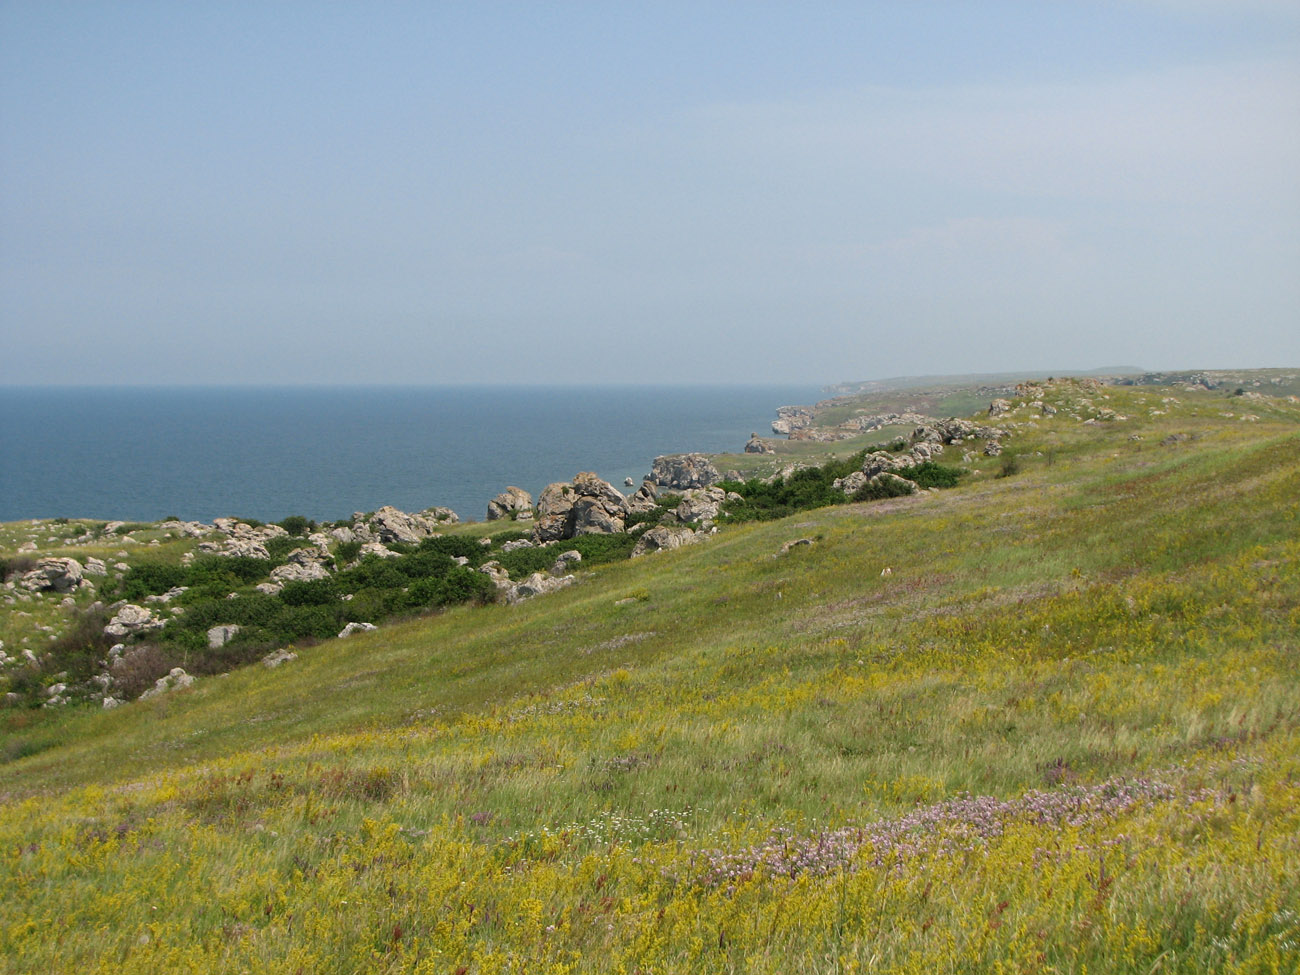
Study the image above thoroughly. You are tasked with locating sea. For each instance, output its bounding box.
[0,384,823,525]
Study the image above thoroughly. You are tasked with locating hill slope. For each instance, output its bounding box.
[2,379,1299,973]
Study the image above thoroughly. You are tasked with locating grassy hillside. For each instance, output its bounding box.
[2,379,1298,973]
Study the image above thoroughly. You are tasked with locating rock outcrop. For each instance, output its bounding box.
[771,406,815,436]
[533,473,630,542]
[744,435,774,454]
[486,487,534,521]
[269,547,333,583]
[650,453,720,490]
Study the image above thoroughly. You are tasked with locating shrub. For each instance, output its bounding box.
[566,532,640,565]
[0,556,36,583]
[45,606,117,684]
[997,454,1021,478]
[279,578,340,606]
[496,545,558,579]
[263,536,300,562]
[420,535,488,564]
[407,568,494,608]
[276,515,311,536]
[118,561,189,601]
[897,462,964,489]
[335,540,363,563]
[110,645,178,700]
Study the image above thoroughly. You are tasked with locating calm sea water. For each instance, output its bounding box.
[0,385,821,524]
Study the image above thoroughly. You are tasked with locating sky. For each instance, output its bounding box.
[1,1,1298,386]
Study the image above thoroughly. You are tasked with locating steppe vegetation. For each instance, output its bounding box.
[1,375,1298,972]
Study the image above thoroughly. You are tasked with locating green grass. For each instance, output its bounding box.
[1,377,1298,972]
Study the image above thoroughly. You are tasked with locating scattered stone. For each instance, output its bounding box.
[263,648,297,668]
[338,622,378,638]
[83,558,108,577]
[139,667,195,700]
[500,538,535,552]
[778,538,814,555]
[255,582,284,596]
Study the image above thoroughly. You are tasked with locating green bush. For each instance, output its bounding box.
[566,532,640,565]
[276,515,312,537]
[496,545,557,579]
[118,561,189,601]
[279,578,340,606]
[335,540,363,563]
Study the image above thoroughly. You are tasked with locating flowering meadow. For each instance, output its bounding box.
[2,381,1298,972]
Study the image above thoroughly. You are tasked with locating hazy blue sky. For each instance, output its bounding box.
[2,1,1297,385]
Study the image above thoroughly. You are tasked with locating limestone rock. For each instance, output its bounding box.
[672,486,726,525]
[478,561,513,590]
[533,473,629,542]
[508,571,575,603]
[988,398,1012,417]
[625,481,661,515]
[207,624,241,649]
[270,547,333,583]
[139,667,195,700]
[744,435,775,454]
[486,486,534,521]
[651,453,720,490]
[19,558,84,593]
[779,538,814,555]
[104,604,164,638]
[262,648,297,668]
[338,622,378,638]
[631,525,700,557]
[771,406,815,436]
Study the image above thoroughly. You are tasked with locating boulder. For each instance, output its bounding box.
[83,558,108,577]
[367,505,433,545]
[18,558,84,593]
[262,648,297,668]
[651,453,720,490]
[139,667,195,700]
[533,473,629,542]
[779,538,814,555]
[338,622,378,638]
[672,486,726,525]
[507,571,575,604]
[207,624,241,649]
[988,398,1012,417]
[625,481,661,515]
[477,561,513,590]
[631,525,700,557]
[270,547,333,583]
[486,486,534,522]
[104,604,164,638]
[744,435,774,454]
